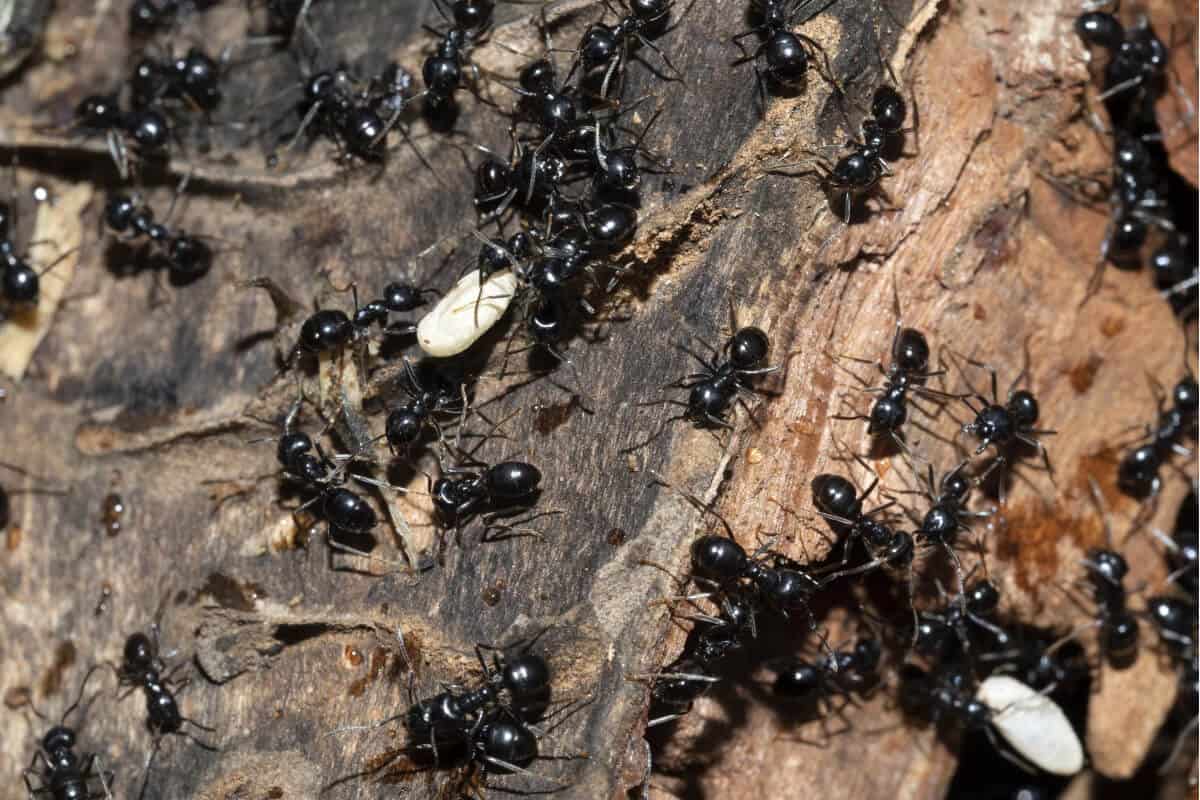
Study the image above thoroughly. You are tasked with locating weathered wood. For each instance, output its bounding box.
[0,1,1195,799]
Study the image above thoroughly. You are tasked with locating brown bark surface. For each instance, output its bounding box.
[0,1,1196,800]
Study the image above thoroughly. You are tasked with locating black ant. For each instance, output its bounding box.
[656,309,776,429]
[267,396,412,569]
[1151,232,1198,316]
[731,0,838,112]
[103,182,212,286]
[770,634,881,741]
[809,467,914,578]
[950,344,1057,498]
[110,624,218,799]
[268,61,417,167]
[290,282,418,366]
[769,25,917,222]
[1054,480,1142,668]
[1075,4,1169,109]
[1148,491,1197,595]
[72,93,169,180]
[911,576,1009,662]
[331,631,571,792]
[1117,373,1198,499]
[0,190,75,323]
[19,665,114,800]
[428,448,545,560]
[828,295,957,454]
[563,0,680,99]
[642,586,760,726]
[383,358,469,457]
[652,475,828,622]
[419,0,495,117]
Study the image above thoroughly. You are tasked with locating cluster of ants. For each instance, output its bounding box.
[1072,4,1198,313]
[637,299,1197,789]
[2,0,1197,799]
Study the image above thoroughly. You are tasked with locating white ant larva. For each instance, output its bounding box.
[416,268,518,358]
[976,675,1085,777]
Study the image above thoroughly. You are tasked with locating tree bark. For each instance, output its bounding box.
[0,1,1195,799]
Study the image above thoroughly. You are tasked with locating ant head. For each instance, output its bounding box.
[871,86,906,133]
[965,579,1000,616]
[892,328,929,374]
[1102,611,1140,661]
[1147,595,1193,644]
[277,431,314,468]
[690,534,747,580]
[42,725,76,754]
[453,0,494,31]
[2,259,38,305]
[75,94,122,128]
[123,631,156,670]
[811,474,862,521]
[1117,443,1159,495]
[729,326,769,371]
[1087,548,1128,584]
[519,58,556,96]
[474,157,510,202]
[940,467,972,503]
[962,699,991,730]
[1174,376,1198,412]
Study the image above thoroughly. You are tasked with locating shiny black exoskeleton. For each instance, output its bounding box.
[406,646,551,755]
[956,354,1054,485]
[665,323,775,429]
[1083,547,1140,667]
[0,199,52,318]
[1117,375,1198,498]
[419,0,494,115]
[74,94,169,178]
[564,0,676,99]
[430,458,542,529]
[647,589,759,726]
[898,663,993,734]
[22,668,113,800]
[810,470,914,578]
[832,323,954,448]
[384,358,467,453]
[23,725,113,800]
[130,48,222,112]
[772,637,882,720]
[103,193,212,283]
[911,578,1007,662]
[732,0,832,109]
[689,532,824,614]
[116,629,216,743]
